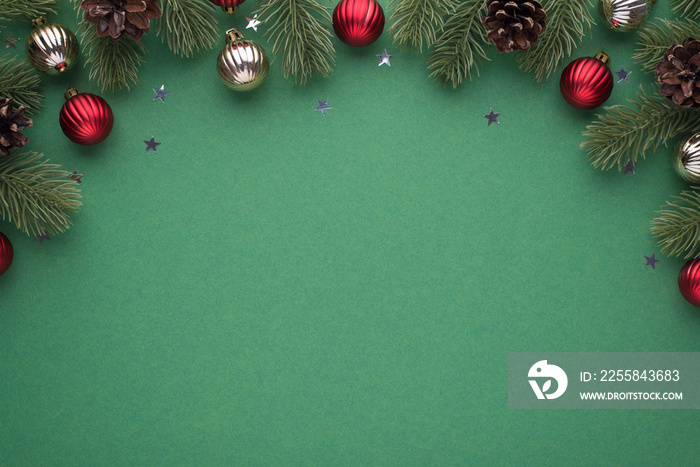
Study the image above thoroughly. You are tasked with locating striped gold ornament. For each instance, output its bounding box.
[217,29,269,92]
[598,0,656,32]
[674,133,700,183]
[25,17,79,75]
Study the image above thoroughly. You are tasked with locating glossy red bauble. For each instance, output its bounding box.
[60,88,114,145]
[560,53,614,110]
[333,0,385,47]
[0,232,13,277]
[208,0,245,13]
[679,259,700,307]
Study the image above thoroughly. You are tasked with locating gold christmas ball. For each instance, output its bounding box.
[674,132,700,183]
[217,29,269,92]
[599,0,655,32]
[25,17,79,75]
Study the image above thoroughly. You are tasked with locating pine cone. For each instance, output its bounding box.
[0,98,33,157]
[483,0,547,53]
[80,0,161,41]
[654,37,700,108]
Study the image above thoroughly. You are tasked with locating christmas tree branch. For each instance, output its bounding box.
[581,87,700,171]
[157,0,218,58]
[0,54,43,115]
[427,0,489,89]
[517,0,595,82]
[652,188,700,259]
[255,0,335,84]
[78,19,146,92]
[388,0,455,52]
[0,152,81,236]
[0,0,58,21]
[671,0,700,18]
[634,18,700,73]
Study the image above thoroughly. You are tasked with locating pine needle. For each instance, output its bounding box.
[671,0,700,18]
[78,19,146,92]
[0,0,58,21]
[517,0,595,82]
[388,0,456,53]
[0,53,43,115]
[0,152,82,237]
[427,0,489,89]
[255,0,335,85]
[634,18,700,73]
[581,87,700,171]
[652,188,700,259]
[157,0,218,58]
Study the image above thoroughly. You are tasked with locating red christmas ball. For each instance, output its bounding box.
[208,0,245,14]
[333,0,385,47]
[560,52,614,110]
[60,87,114,146]
[679,259,700,306]
[0,232,14,277]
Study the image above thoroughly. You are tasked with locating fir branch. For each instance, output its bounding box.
[0,152,81,236]
[517,0,595,82]
[0,54,43,115]
[581,87,700,171]
[634,18,700,73]
[255,0,335,84]
[671,0,700,19]
[388,0,456,52]
[157,0,218,58]
[427,0,489,89]
[651,188,700,259]
[0,0,57,21]
[78,20,146,92]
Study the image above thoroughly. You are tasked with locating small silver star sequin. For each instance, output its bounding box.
[152,85,170,103]
[376,49,393,67]
[644,253,660,269]
[484,108,500,126]
[144,136,161,153]
[246,14,262,32]
[614,66,631,84]
[35,230,50,244]
[69,170,84,184]
[4,33,19,49]
[624,159,637,175]
[314,99,332,116]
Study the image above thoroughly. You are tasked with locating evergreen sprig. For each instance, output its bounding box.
[427,0,488,89]
[157,0,218,58]
[581,87,700,171]
[0,152,82,236]
[0,0,57,21]
[388,0,455,52]
[255,0,335,84]
[517,0,595,82]
[0,54,43,115]
[671,0,700,18]
[651,188,700,259]
[78,19,146,92]
[634,18,700,73]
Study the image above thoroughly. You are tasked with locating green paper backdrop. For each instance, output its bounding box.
[1,1,699,464]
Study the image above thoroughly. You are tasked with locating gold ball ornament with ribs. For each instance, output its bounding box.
[599,0,656,32]
[217,29,269,91]
[673,133,700,183]
[25,17,79,74]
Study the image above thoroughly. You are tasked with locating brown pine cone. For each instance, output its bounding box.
[654,37,700,108]
[0,98,33,157]
[483,0,547,53]
[80,0,161,41]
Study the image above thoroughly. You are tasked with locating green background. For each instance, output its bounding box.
[2,1,699,464]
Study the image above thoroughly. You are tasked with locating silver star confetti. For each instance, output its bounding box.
[4,33,19,49]
[144,136,161,153]
[624,160,637,175]
[246,14,262,32]
[484,108,500,126]
[614,66,631,84]
[152,85,170,103]
[644,253,660,269]
[376,49,393,67]
[35,230,50,244]
[314,99,332,116]
[69,170,84,184]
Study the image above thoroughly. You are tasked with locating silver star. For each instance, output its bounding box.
[644,253,660,269]
[152,85,170,103]
[624,159,637,175]
[144,136,161,153]
[246,14,262,32]
[614,66,631,84]
[376,49,393,67]
[4,33,19,49]
[315,99,332,116]
[35,230,50,244]
[69,170,84,184]
[484,108,500,126]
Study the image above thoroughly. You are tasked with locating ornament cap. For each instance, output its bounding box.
[64,86,80,100]
[594,51,610,66]
[31,16,48,29]
[223,6,238,15]
[225,28,244,44]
